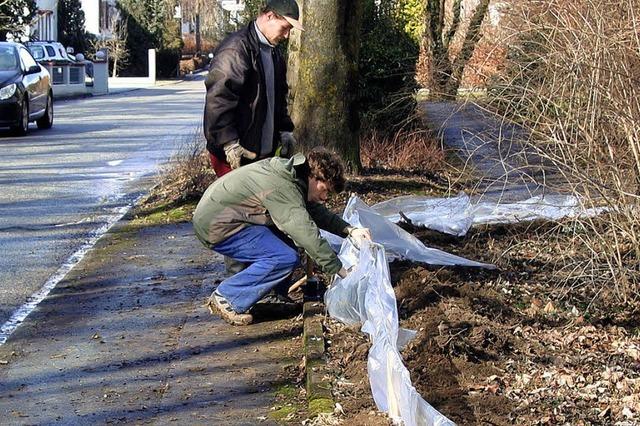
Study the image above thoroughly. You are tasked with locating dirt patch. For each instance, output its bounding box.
[322,174,640,425]
[325,322,392,425]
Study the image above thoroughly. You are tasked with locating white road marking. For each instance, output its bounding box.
[0,200,139,345]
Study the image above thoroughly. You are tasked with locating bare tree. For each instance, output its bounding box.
[179,0,227,43]
[92,14,130,77]
[424,0,490,99]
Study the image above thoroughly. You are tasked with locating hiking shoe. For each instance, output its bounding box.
[207,291,253,326]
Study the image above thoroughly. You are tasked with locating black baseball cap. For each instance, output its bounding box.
[266,0,304,31]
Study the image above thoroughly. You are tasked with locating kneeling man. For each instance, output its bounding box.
[193,148,371,325]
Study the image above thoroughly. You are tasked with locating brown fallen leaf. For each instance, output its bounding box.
[543,301,556,314]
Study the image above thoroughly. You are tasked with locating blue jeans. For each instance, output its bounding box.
[212,225,300,313]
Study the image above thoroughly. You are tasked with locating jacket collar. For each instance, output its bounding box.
[270,154,308,192]
[254,22,275,48]
[246,22,261,53]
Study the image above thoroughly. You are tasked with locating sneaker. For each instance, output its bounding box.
[207,291,253,326]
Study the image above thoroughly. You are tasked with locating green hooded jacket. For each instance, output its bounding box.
[193,154,349,274]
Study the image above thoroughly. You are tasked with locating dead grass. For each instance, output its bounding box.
[181,34,217,55]
[360,128,445,173]
[146,126,215,207]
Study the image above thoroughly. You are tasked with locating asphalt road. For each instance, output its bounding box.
[0,76,206,328]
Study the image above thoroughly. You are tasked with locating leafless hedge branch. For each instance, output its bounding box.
[486,0,640,302]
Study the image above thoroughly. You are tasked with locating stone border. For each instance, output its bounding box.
[303,300,334,416]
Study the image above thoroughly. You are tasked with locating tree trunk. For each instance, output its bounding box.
[424,0,490,100]
[289,0,363,172]
[446,0,490,96]
[112,56,118,77]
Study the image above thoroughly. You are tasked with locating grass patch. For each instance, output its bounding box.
[274,383,298,399]
[270,405,297,421]
[269,383,303,422]
[130,200,196,226]
[308,397,334,417]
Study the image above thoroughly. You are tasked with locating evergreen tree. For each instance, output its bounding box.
[358,0,419,131]
[116,0,183,77]
[58,0,90,54]
[0,0,37,41]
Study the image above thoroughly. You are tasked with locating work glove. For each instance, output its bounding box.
[223,140,257,169]
[347,227,372,246]
[336,264,356,279]
[337,267,349,279]
[278,131,296,158]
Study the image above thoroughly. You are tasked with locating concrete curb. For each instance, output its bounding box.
[303,300,334,416]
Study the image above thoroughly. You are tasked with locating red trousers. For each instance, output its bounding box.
[208,153,233,177]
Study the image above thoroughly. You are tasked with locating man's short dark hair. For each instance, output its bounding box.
[307,148,346,193]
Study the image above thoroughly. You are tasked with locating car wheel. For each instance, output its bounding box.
[12,98,29,136]
[36,93,53,129]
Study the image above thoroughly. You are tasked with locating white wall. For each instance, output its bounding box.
[81,0,117,37]
[82,0,101,36]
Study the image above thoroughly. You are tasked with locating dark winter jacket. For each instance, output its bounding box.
[193,154,350,275]
[203,23,294,161]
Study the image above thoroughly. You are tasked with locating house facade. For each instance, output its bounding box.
[220,0,244,24]
[30,0,117,42]
[81,0,118,38]
[32,0,58,41]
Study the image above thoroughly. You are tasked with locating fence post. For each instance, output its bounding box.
[148,49,156,85]
[92,50,109,96]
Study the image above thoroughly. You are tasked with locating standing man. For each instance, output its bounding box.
[204,0,302,177]
[193,148,372,325]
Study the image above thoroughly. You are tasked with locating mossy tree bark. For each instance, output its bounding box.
[289,0,364,173]
[425,0,490,99]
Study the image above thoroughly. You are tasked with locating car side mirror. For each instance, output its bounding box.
[26,65,41,75]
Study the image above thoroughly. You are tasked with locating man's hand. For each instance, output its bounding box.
[347,227,372,242]
[337,267,349,279]
[224,141,257,169]
[279,132,296,158]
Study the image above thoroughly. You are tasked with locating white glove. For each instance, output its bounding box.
[279,131,296,158]
[337,267,348,279]
[347,227,372,243]
[223,141,257,169]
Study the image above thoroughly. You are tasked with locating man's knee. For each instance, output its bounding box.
[277,247,299,269]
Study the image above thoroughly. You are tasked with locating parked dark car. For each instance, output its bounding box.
[0,42,53,136]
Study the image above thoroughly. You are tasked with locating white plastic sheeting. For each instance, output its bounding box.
[371,193,473,236]
[326,239,455,426]
[323,193,605,425]
[321,195,495,425]
[322,196,494,269]
[372,193,607,236]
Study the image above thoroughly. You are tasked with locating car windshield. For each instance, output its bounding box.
[28,45,46,60]
[0,46,18,71]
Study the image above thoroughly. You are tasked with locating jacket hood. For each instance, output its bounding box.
[0,70,20,87]
[269,154,308,190]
